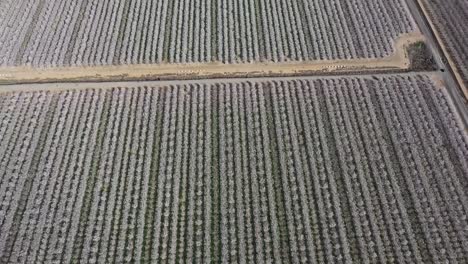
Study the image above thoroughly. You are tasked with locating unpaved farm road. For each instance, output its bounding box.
[0,33,423,85]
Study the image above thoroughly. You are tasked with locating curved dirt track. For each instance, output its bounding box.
[0,33,424,85]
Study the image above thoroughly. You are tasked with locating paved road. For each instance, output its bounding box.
[406,0,468,128]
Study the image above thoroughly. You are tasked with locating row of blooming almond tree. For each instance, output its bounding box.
[0,74,467,262]
[0,0,415,67]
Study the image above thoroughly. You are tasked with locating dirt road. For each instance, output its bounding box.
[0,33,423,85]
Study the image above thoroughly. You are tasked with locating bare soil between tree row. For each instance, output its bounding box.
[0,33,423,85]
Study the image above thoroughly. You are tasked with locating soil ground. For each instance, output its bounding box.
[0,33,424,85]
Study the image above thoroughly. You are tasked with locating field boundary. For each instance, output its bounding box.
[0,33,423,85]
[0,72,436,95]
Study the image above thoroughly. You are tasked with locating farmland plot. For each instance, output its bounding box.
[0,0,416,67]
[0,74,467,263]
[418,0,468,87]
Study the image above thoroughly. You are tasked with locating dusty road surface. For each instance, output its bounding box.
[0,33,424,84]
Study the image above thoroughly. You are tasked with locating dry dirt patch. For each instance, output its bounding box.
[0,33,424,85]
